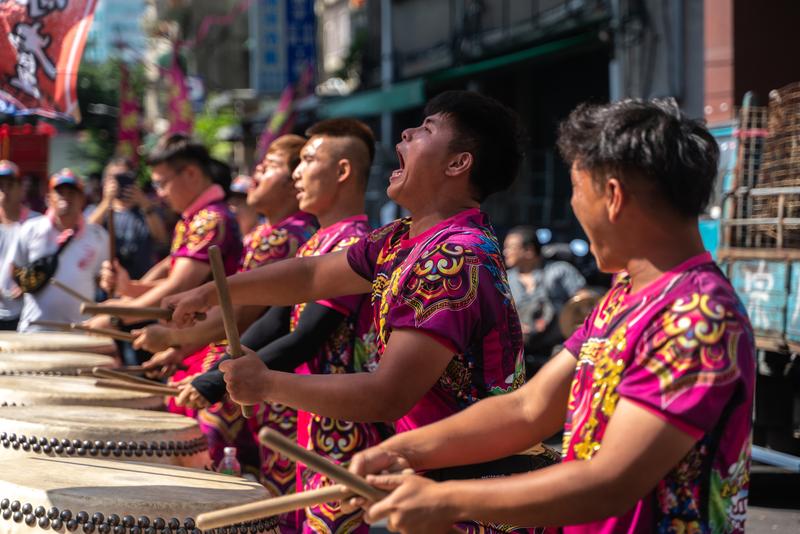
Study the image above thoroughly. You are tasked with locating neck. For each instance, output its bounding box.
[407,197,479,238]
[317,192,364,229]
[515,258,539,274]
[0,202,21,223]
[625,219,706,293]
[54,212,80,231]
[260,202,298,226]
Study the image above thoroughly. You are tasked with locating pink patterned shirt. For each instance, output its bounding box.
[563,252,754,534]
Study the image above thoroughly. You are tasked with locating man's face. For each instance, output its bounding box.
[249,150,294,209]
[150,163,189,212]
[570,163,620,273]
[503,234,524,268]
[49,185,84,218]
[292,137,341,216]
[0,176,22,205]
[389,112,457,209]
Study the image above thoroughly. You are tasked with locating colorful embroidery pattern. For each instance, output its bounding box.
[170,200,241,275]
[347,209,525,433]
[562,254,755,534]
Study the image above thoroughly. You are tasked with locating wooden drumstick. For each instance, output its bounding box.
[92,367,168,388]
[108,209,116,266]
[258,428,468,533]
[80,303,207,322]
[196,485,354,530]
[208,245,254,419]
[49,279,94,303]
[94,378,179,397]
[29,320,136,342]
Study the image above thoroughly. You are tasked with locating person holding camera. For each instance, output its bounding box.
[87,157,168,279]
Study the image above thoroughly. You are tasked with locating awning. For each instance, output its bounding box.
[317,79,425,118]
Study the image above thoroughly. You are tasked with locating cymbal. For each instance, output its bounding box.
[558,290,602,338]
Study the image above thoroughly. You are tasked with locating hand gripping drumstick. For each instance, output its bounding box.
[94,378,179,397]
[208,245,255,419]
[80,303,207,322]
[196,485,354,530]
[259,428,468,534]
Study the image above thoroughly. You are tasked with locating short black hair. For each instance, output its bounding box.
[557,99,719,218]
[424,90,524,202]
[147,133,213,179]
[507,225,541,256]
[305,118,376,165]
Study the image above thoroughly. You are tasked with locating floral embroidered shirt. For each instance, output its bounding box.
[563,252,755,534]
[170,184,242,275]
[240,211,317,272]
[346,208,526,433]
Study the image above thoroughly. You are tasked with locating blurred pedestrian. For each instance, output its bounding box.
[0,160,41,330]
[13,169,108,332]
[87,157,168,279]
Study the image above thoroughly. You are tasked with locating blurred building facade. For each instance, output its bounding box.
[85,0,148,63]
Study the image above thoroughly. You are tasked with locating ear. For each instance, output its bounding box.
[444,152,473,177]
[604,177,625,223]
[336,159,353,184]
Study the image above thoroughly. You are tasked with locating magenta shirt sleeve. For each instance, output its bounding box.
[172,209,227,264]
[320,236,370,316]
[384,244,495,355]
[616,301,744,436]
[346,227,387,282]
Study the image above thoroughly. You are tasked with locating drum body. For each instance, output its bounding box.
[0,376,163,410]
[0,406,209,468]
[0,456,276,534]
[0,333,116,356]
[0,353,115,377]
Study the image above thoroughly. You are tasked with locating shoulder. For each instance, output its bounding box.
[366,217,411,244]
[20,216,50,237]
[84,223,108,238]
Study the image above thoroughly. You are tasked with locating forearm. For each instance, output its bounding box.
[140,258,170,282]
[143,212,168,244]
[118,280,157,298]
[170,306,227,347]
[87,201,111,225]
[443,459,627,528]
[262,371,404,422]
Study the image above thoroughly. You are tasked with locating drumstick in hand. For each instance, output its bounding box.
[259,428,467,533]
[94,378,179,397]
[208,245,255,419]
[29,320,136,342]
[196,485,354,530]
[92,367,169,388]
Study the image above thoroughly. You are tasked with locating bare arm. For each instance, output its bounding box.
[219,328,454,422]
[140,256,171,282]
[165,251,372,327]
[365,398,698,530]
[125,257,211,309]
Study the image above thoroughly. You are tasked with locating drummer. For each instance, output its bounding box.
[163,119,379,533]
[165,92,532,531]
[130,134,317,482]
[342,100,755,533]
[85,134,242,341]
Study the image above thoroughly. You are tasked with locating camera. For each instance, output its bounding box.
[114,171,135,197]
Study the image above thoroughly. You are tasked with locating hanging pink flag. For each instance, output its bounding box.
[167,48,193,135]
[116,64,141,163]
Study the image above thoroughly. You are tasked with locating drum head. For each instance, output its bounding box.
[0,456,274,533]
[0,352,115,376]
[0,332,116,355]
[0,376,163,410]
[0,406,209,468]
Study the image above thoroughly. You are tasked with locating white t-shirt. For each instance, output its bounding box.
[13,216,109,332]
[0,209,42,320]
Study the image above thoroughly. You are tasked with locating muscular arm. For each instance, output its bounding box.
[429,398,697,527]
[166,251,372,318]
[224,328,455,422]
[125,257,211,309]
[371,349,576,471]
[140,256,171,282]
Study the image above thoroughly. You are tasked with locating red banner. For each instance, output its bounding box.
[166,48,192,135]
[0,0,98,120]
[116,64,140,164]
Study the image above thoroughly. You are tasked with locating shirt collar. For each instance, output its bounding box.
[182,184,225,219]
[45,208,85,243]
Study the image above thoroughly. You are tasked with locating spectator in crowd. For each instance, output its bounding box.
[0,160,41,330]
[87,158,169,279]
[227,174,262,236]
[503,225,586,372]
[13,169,109,332]
[82,172,103,213]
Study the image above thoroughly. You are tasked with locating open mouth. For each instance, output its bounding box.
[390,146,405,181]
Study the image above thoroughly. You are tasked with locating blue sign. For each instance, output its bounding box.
[250,0,315,94]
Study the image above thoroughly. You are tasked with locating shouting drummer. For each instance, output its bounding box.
[86,134,242,350]
[165,92,540,533]
[130,134,318,485]
[333,100,755,533]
